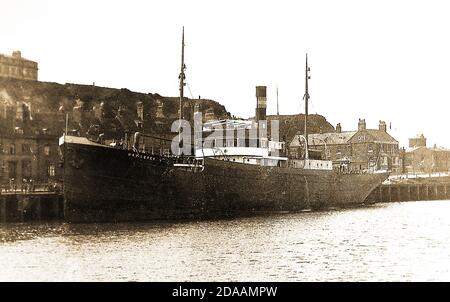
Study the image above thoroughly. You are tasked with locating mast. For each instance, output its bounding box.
[178,26,186,123]
[303,53,310,145]
[177,26,186,155]
[276,86,279,115]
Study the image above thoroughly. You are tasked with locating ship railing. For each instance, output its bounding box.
[171,156,205,172]
[335,169,386,175]
[128,145,205,171]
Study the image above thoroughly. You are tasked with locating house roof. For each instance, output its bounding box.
[308,131,357,146]
[289,129,398,147]
[406,146,450,153]
[364,129,398,143]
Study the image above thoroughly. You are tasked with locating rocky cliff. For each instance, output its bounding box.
[267,114,335,143]
[0,78,230,140]
[0,78,335,142]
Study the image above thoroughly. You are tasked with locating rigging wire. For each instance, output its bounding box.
[186,81,195,99]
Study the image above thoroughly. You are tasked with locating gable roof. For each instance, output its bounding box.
[290,129,398,147]
[364,129,398,143]
[290,131,356,147]
[309,131,357,145]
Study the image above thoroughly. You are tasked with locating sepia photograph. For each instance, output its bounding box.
[1,0,450,292]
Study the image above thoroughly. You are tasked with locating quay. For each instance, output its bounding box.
[365,174,450,203]
[0,185,63,222]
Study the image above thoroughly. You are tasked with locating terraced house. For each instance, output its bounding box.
[0,100,60,187]
[289,119,401,173]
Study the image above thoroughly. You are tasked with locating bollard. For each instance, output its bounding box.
[388,186,392,202]
[416,185,420,201]
[407,185,411,201]
[0,197,5,223]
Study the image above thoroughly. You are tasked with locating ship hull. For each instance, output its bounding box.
[61,137,388,222]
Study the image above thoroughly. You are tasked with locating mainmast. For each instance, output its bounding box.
[303,53,310,145]
[276,86,279,115]
[178,26,186,123]
[177,26,186,155]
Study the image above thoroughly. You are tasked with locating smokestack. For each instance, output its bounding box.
[255,86,267,122]
[336,123,342,133]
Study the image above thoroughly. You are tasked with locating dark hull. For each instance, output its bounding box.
[61,139,389,222]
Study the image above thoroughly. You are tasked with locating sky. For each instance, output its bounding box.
[2,0,450,148]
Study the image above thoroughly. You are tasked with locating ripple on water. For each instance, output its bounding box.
[1,200,450,281]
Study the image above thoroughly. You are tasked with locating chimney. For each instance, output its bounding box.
[336,123,342,133]
[255,86,267,122]
[358,118,366,131]
[12,51,22,59]
[379,120,387,132]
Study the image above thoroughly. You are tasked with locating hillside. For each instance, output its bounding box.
[0,78,230,139]
[0,78,335,142]
[267,114,335,143]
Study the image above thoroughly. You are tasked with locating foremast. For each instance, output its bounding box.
[303,53,311,147]
[178,26,186,122]
[178,26,186,155]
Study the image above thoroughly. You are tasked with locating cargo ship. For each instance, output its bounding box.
[59,29,389,222]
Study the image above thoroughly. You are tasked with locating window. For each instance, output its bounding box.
[22,144,31,154]
[44,145,51,156]
[10,144,15,155]
[260,139,267,148]
[48,163,56,177]
[0,161,5,177]
[8,161,17,179]
[22,160,32,178]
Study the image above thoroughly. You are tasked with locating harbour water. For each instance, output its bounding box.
[1,200,449,282]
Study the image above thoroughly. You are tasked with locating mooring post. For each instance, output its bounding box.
[388,185,392,202]
[0,197,6,223]
[435,184,439,200]
[417,185,422,200]
[36,197,42,221]
[376,185,383,202]
[53,197,60,219]
[406,185,412,201]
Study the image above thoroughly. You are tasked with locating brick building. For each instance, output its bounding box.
[289,119,401,172]
[0,51,38,81]
[404,134,450,173]
[408,134,426,148]
[0,98,61,187]
[0,134,61,186]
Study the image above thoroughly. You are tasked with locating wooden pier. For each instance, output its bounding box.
[365,176,450,203]
[0,191,63,223]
